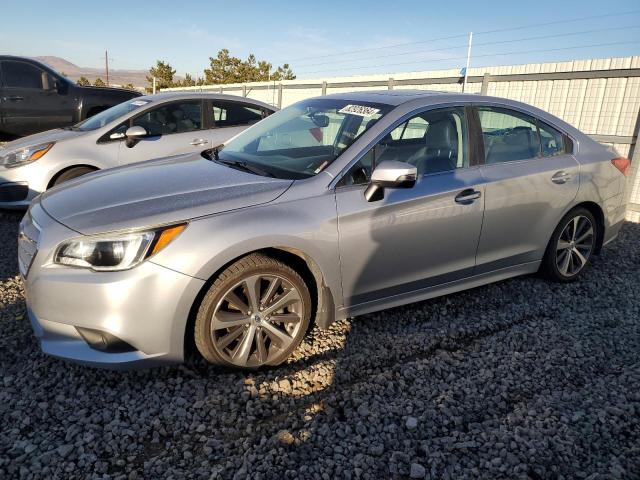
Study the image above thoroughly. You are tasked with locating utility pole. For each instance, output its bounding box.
[105,50,110,86]
[463,32,473,93]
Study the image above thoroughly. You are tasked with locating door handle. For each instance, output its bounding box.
[190,138,209,146]
[3,96,24,102]
[551,171,572,184]
[455,189,481,205]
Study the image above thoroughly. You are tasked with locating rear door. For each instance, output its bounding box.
[474,105,579,272]
[117,99,208,165]
[0,60,73,136]
[208,100,272,146]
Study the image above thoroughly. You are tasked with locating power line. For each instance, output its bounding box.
[295,25,640,71]
[287,33,469,64]
[285,9,640,65]
[296,40,638,76]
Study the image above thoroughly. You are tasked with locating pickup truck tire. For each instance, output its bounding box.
[52,166,97,187]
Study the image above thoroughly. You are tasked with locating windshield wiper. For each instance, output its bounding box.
[217,159,275,178]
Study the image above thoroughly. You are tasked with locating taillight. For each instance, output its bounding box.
[611,157,631,177]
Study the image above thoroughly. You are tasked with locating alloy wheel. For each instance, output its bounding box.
[210,274,305,367]
[555,215,594,277]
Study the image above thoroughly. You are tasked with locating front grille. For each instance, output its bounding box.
[18,211,40,278]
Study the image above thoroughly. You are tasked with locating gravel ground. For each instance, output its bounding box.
[0,211,639,480]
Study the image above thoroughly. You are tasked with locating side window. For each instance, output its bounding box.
[339,107,468,186]
[389,117,429,140]
[132,101,202,135]
[538,121,565,157]
[478,107,540,164]
[2,61,45,89]
[212,102,266,128]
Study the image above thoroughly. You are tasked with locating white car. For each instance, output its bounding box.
[0,92,276,207]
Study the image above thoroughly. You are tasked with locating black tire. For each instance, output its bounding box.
[194,253,312,369]
[540,207,598,282]
[52,167,97,187]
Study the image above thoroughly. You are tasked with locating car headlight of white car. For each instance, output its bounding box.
[0,142,55,168]
[54,224,186,271]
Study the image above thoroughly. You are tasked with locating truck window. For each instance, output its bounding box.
[2,61,45,89]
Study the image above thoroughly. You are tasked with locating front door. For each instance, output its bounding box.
[118,99,208,165]
[474,106,580,272]
[335,107,485,308]
[0,60,74,136]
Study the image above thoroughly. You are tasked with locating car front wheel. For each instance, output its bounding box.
[194,253,311,369]
[52,166,97,187]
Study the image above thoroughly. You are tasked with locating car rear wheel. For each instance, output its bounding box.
[194,253,311,369]
[541,207,597,282]
[52,166,97,187]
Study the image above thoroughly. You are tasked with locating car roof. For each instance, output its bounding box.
[137,91,277,110]
[320,89,466,106]
[0,55,40,61]
[320,89,585,142]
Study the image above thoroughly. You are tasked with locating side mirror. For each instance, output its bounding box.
[364,160,417,202]
[56,80,69,95]
[125,126,147,148]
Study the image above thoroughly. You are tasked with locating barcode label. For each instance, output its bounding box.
[339,104,380,117]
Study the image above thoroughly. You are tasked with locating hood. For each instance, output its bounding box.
[40,154,293,234]
[0,128,84,151]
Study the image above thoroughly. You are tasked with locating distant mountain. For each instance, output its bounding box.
[32,56,175,88]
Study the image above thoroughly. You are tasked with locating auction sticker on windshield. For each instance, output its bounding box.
[339,104,380,117]
[130,100,151,107]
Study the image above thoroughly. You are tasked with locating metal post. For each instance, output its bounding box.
[242,85,247,97]
[322,81,327,95]
[480,72,491,95]
[463,32,473,93]
[152,77,157,94]
[625,108,640,216]
[277,83,283,109]
[219,86,223,94]
[105,50,109,86]
[388,78,395,90]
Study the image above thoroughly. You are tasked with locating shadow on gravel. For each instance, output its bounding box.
[0,215,639,480]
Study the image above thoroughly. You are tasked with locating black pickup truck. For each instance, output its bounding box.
[0,56,141,139]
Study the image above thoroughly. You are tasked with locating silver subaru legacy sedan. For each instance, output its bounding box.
[20,90,630,369]
[0,92,275,208]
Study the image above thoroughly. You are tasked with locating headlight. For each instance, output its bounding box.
[0,142,55,168]
[54,224,186,271]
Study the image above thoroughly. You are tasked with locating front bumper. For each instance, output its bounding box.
[0,163,49,208]
[23,202,205,369]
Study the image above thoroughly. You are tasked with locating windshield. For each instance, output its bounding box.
[72,99,152,132]
[216,98,392,179]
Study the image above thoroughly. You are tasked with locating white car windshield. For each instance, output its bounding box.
[213,98,392,179]
[71,99,152,132]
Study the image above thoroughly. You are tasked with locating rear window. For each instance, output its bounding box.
[478,107,540,164]
[538,121,565,157]
[212,102,269,128]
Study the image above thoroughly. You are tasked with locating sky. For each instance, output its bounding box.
[2,0,639,79]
